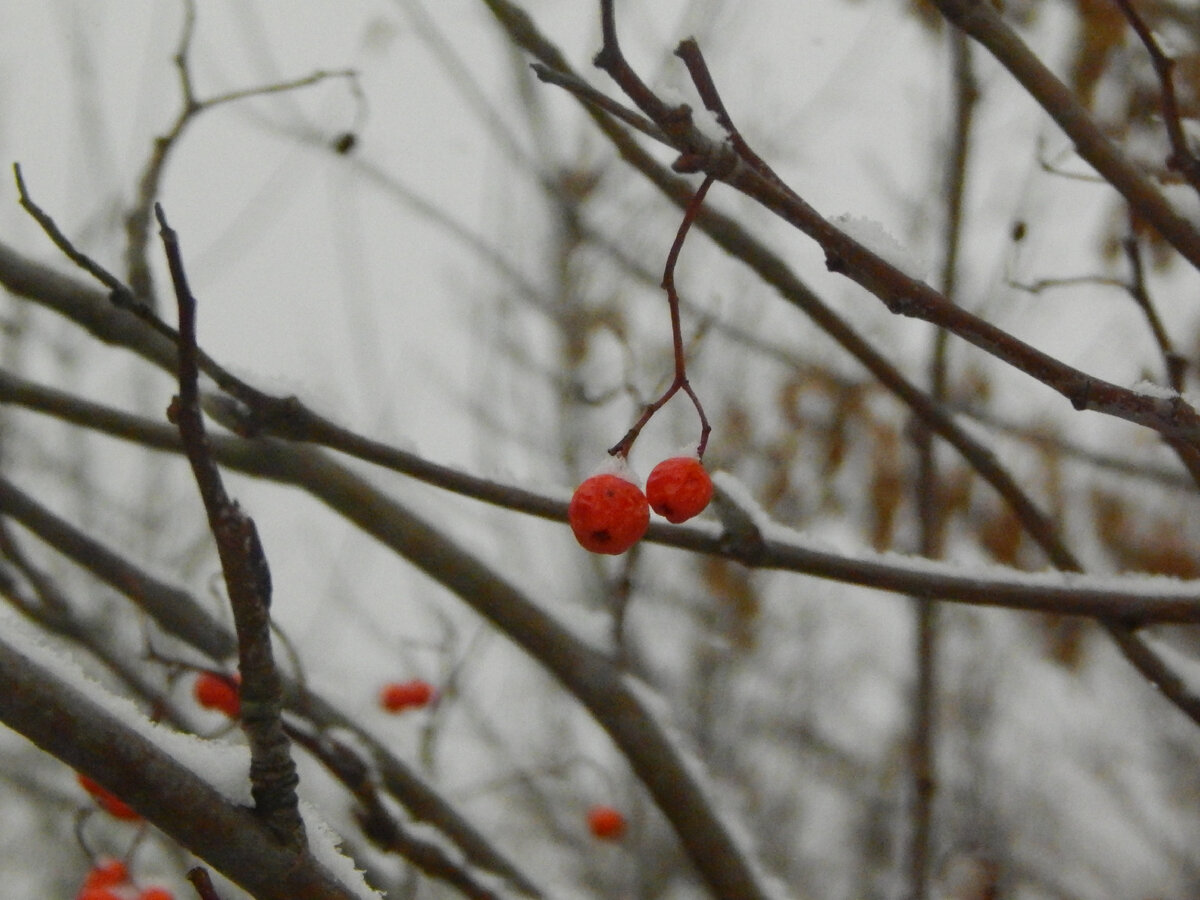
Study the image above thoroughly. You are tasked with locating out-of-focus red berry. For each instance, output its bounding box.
[379,680,436,713]
[586,804,627,841]
[645,457,713,524]
[137,887,176,900]
[193,670,241,718]
[82,859,128,890]
[77,773,140,821]
[568,473,650,554]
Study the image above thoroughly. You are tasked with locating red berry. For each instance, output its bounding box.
[138,887,176,900]
[193,671,241,718]
[645,457,713,524]
[77,773,140,821]
[568,473,650,554]
[379,679,436,713]
[82,859,128,890]
[586,804,627,840]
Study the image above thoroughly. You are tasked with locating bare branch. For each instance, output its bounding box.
[907,28,978,900]
[0,634,361,900]
[0,457,542,894]
[0,472,235,660]
[1121,229,1184,389]
[1112,0,1200,194]
[288,725,539,899]
[6,370,1200,627]
[530,63,666,141]
[157,204,305,849]
[930,0,1200,270]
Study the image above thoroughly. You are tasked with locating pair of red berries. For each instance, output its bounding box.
[77,859,173,900]
[569,456,713,555]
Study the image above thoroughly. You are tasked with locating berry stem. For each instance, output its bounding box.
[609,174,714,459]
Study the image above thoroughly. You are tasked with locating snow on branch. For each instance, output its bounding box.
[4,367,1200,627]
[0,614,376,900]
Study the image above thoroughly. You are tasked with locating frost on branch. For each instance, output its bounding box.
[832,213,926,280]
[711,470,769,548]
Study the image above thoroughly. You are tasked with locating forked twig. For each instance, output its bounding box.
[124,0,358,308]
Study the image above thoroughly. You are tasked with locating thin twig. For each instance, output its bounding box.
[287,725,533,899]
[593,0,741,178]
[1008,273,1128,294]
[594,0,679,128]
[1111,0,1200,194]
[123,0,358,308]
[12,165,287,400]
[673,39,778,186]
[17,157,401,494]
[907,28,977,900]
[156,204,305,849]
[13,164,135,302]
[1121,229,1183,389]
[186,867,224,900]
[530,63,666,142]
